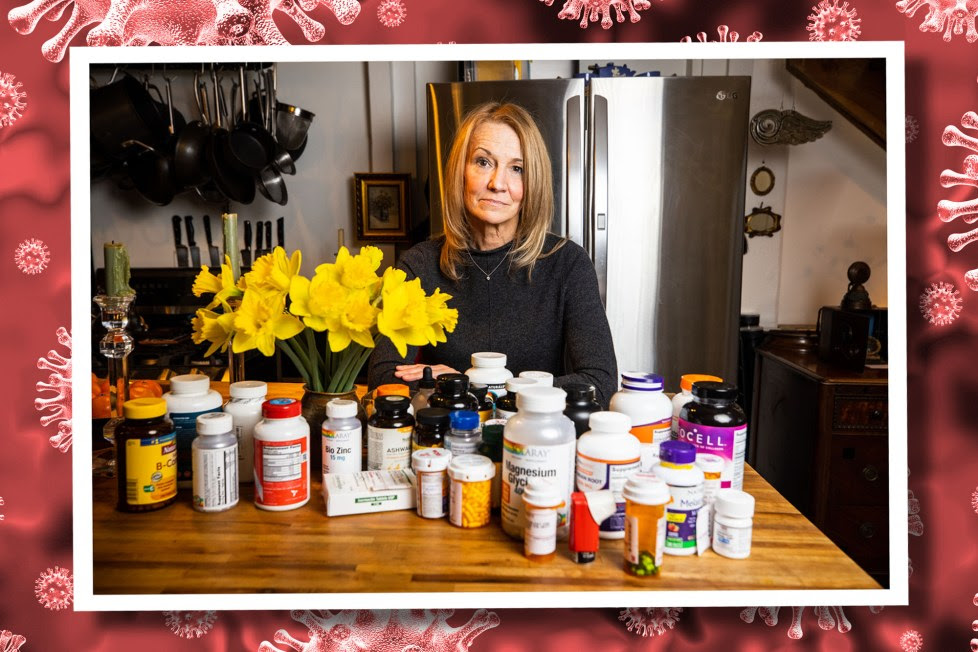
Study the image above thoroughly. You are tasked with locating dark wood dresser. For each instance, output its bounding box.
[748,335,889,586]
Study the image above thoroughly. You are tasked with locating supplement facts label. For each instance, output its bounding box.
[193,445,238,510]
[255,437,308,507]
[170,407,222,484]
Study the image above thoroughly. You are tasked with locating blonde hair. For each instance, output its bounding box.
[440,102,561,281]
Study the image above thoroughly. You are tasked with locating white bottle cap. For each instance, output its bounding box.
[587,411,632,433]
[229,380,268,399]
[715,489,755,518]
[622,473,671,505]
[412,447,452,472]
[196,411,233,435]
[326,398,359,419]
[695,453,725,473]
[519,370,554,386]
[169,374,211,393]
[516,386,566,413]
[505,377,537,394]
[447,454,495,482]
[522,478,562,508]
[471,352,507,368]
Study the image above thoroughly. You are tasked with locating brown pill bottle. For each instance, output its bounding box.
[115,397,178,513]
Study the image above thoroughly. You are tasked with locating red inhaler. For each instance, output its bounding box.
[569,492,600,563]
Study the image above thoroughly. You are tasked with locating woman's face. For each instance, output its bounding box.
[463,121,524,231]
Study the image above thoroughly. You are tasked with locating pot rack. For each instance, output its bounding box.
[91,62,275,74]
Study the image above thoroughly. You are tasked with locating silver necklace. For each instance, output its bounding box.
[467,249,508,281]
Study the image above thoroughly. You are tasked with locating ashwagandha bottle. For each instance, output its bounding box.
[501,386,576,540]
[446,410,482,455]
[465,352,513,399]
[608,372,672,472]
[575,411,642,540]
[223,380,267,484]
[115,397,177,513]
[622,473,671,577]
[323,399,362,476]
[493,377,537,421]
[253,398,309,512]
[653,440,704,556]
[367,395,414,470]
[676,381,748,491]
[191,412,239,512]
[164,374,222,487]
[671,374,722,437]
[522,478,563,562]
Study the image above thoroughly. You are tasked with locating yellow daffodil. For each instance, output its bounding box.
[328,289,379,352]
[424,288,458,345]
[314,245,383,294]
[191,256,242,309]
[191,308,236,357]
[231,287,304,357]
[376,268,430,357]
[289,273,347,332]
[242,246,302,297]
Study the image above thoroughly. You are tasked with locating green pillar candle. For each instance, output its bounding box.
[222,212,241,280]
[103,242,134,297]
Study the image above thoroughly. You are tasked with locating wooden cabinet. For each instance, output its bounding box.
[748,340,889,586]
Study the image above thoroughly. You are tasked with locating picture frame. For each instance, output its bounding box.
[354,172,411,241]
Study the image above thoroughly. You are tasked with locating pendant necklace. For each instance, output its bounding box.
[467,249,508,281]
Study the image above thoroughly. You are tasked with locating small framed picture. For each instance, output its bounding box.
[354,173,411,241]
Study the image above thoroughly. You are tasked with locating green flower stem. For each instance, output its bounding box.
[288,336,317,388]
[327,346,358,393]
[303,329,320,391]
[334,343,373,394]
[277,338,312,388]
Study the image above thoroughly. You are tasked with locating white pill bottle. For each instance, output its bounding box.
[575,411,641,539]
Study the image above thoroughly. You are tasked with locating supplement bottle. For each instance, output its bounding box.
[575,411,642,540]
[191,412,239,512]
[446,410,482,455]
[410,366,437,413]
[367,395,414,470]
[448,454,495,528]
[465,352,513,398]
[412,447,452,519]
[412,407,450,450]
[653,440,704,556]
[323,398,362,476]
[522,478,563,562]
[518,370,554,386]
[622,473,671,577]
[427,373,479,412]
[676,381,748,491]
[223,380,267,484]
[253,398,310,511]
[671,374,722,436]
[501,386,576,540]
[364,383,413,419]
[564,382,601,438]
[608,372,672,472]
[469,383,495,426]
[164,374,222,487]
[493,377,537,421]
[115,397,177,513]
[712,489,755,559]
[478,421,504,510]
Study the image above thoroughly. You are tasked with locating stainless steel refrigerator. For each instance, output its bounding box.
[427,75,751,391]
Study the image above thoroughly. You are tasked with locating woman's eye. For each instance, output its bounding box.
[512,165,523,175]
[475,157,491,168]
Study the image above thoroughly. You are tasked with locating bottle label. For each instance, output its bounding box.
[478,409,492,425]
[367,425,413,470]
[170,407,222,485]
[192,444,238,510]
[676,419,748,489]
[124,433,177,506]
[629,418,672,471]
[664,484,704,551]
[323,425,362,475]
[495,408,517,421]
[501,439,575,538]
[254,436,308,507]
[445,435,479,456]
[714,520,753,558]
[575,452,640,533]
[417,471,448,518]
[524,506,558,556]
[228,400,263,484]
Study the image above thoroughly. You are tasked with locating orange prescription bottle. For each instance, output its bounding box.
[622,473,672,577]
[522,478,564,562]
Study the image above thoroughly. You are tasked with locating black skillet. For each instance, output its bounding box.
[172,72,212,190]
[205,72,255,205]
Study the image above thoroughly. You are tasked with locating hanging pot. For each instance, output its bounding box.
[222,67,277,176]
[172,73,213,190]
[90,72,169,157]
[205,72,255,205]
[256,163,288,205]
[274,101,315,151]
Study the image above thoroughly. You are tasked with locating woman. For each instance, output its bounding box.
[368,102,618,406]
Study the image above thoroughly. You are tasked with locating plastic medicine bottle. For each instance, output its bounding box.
[448,454,495,528]
[412,407,451,450]
[428,373,479,412]
[653,440,705,556]
[412,447,452,519]
[191,412,239,512]
[253,398,310,511]
[493,377,537,421]
[115,397,177,513]
[223,380,267,484]
[671,374,722,437]
[446,410,482,455]
[465,352,513,398]
[518,370,554,386]
[323,398,362,476]
[622,473,671,577]
[564,382,601,438]
[575,411,642,539]
[712,489,755,559]
[164,374,222,487]
[522,478,563,562]
[609,372,673,472]
[676,381,748,491]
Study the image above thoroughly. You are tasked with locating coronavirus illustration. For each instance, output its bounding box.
[618,607,683,637]
[939,111,978,291]
[740,606,851,639]
[542,0,660,30]
[680,25,763,41]
[908,488,924,536]
[900,629,923,652]
[8,0,361,62]
[376,0,405,27]
[259,609,500,652]
[163,610,218,638]
[0,630,26,652]
[34,565,73,611]
[896,0,978,42]
[906,115,920,143]
[14,238,50,275]
[0,71,27,129]
[35,326,72,453]
[919,281,963,325]
[806,0,862,41]
[0,496,5,522]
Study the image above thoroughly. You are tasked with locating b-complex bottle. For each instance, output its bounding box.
[563,382,601,438]
[223,380,267,484]
[164,374,222,487]
[253,398,309,511]
[427,373,479,412]
[465,352,513,398]
[671,374,722,437]
[493,377,537,421]
[410,366,437,413]
[609,372,672,472]
[412,407,451,450]
[501,386,576,540]
[191,412,238,512]
[322,398,362,475]
[575,411,642,539]
[676,381,748,491]
[115,397,177,513]
[367,395,414,470]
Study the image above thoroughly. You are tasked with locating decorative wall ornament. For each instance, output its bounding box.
[749,108,832,145]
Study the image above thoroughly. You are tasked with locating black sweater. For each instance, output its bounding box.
[367,234,619,407]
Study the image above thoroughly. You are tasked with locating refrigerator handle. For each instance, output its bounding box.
[565,94,584,248]
[592,93,609,307]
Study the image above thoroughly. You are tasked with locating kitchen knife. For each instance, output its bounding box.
[202,215,221,267]
[264,220,273,254]
[276,216,285,250]
[242,219,252,267]
[184,215,201,268]
[253,221,263,259]
[172,214,189,267]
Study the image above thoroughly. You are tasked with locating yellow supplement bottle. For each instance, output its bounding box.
[115,397,177,513]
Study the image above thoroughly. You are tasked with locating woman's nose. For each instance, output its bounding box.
[488,168,504,191]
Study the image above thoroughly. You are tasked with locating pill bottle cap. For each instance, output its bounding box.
[659,440,697,466]
[435,373,470,397]
[587,411,632,433]
[447,454,494,482]
[326,398,358,419]
[415,407,451,427]
[620,372,664,391]
[695,453,725,473]
[471,352,507,368]
[229,380,268,399]
[375,395,411,415]
[197,412,233,435]
[169,373,211,394]
[522,478,562,508]
[564,382,596,402]
[123,397,167,419]
[518,370,554,386]
[450,410,480,430]
[516,386,567,413]
[715,489,755,518]
[377,383,410,398]
[679,374,722,393]
[691,381,739,400]
[623,473,671,505]
[263,397,301,418]
[504,377,537,394]
[412,447,452,472]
